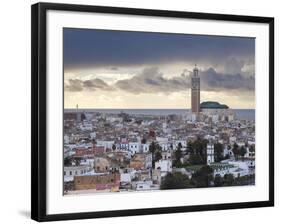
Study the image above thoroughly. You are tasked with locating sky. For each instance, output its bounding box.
[64,28,255,109]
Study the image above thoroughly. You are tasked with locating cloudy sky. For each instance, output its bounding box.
[64,28,255,109]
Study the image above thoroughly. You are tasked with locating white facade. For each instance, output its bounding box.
[64,135,70,144]
[162,151,172,160]
[173,140,187,149]
[155,159,172,172]
[89,132,96,139]
[212,114,219,123]
[135,180,159,191]
[207,143,214,165]
[141,143,149,153]
[129,142,141,154]
[64,166,90,182]
[119,142,129,151]
[96,140,115,150]
[120,173,131,183]
[80,158,95,168]
[159,143,170,151]
[79,121,93,131]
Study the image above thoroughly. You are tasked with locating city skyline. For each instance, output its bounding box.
[64,28,255,109]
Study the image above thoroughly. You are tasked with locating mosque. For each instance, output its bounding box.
[190,65,235,122]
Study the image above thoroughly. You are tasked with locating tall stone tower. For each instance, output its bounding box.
[191,65,200,113]
[207,143,214,165]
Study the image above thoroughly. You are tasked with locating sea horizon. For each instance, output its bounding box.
[64,108,255,121]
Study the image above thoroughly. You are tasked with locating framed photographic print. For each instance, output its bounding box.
[31,2,274,222]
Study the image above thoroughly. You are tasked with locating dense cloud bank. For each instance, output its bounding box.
[65,66,254,94]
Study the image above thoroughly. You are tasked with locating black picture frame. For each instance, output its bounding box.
[31,2,274,222]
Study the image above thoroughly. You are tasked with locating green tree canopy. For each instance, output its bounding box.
[214,174,223,187]
[239,146,247,160]
[214,143,224,162]
[173,146,183,167]
[149,141,162,168]
[223,173,234,186]
[161,172,194,190]
[192,165,214,187]
[232,143,239,160]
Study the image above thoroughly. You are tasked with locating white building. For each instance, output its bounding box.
[162,150,172,160]
[135,180,159,191]
[129,141,141,154]
[141,143,149,153]
[119,139,129,151]
[207,143,214,165]
[79,121,93,131]
[155,159,172,172]
[64,135,70,144]
[173,140,187,150]
[64,166,90,182]
[120,173,132,183]
[96,140,115,150]
[80,158,95,169]
[89,132,96,140]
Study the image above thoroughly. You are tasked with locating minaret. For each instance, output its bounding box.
[76,104,81,124]
[191,65,200,113]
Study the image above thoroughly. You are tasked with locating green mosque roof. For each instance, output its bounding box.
[200,101,229,109]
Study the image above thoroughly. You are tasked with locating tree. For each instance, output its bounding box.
[223,174,234,186]
[187,141,193,155]
[149,141,157,155]
[214,174,223,187]
[249,145,255,157]
[188,138,208,164]
[141,138,147,144]
[149,141,161,168]
[112,144,116,151]
[178,142,183,149]
[192,165,214,187]
[173,146,182,167]
[192,138,208,161]
[239,146,247,161]
[214,143,223,162]
[161,172,193,189]
[64,157,72,166]
[249,145,255,153]
[155,149,162,162]
[232,143,239,160]
[74,157,81,166]
[189,154,203,165]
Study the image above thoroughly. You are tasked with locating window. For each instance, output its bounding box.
[69,171,72,175]
[64,171,66,175]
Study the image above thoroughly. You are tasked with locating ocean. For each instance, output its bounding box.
[65,109,255,121]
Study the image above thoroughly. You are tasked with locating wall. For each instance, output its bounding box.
[0,0,280,223]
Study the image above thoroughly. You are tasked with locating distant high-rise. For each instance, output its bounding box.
[191,65,200,113]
